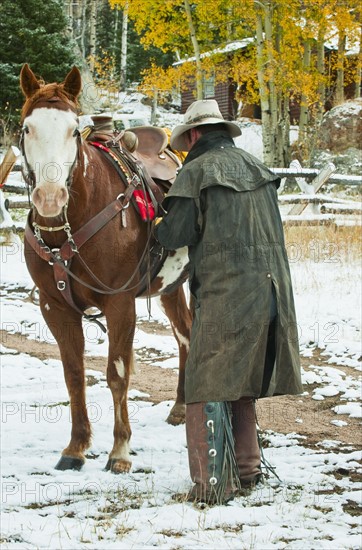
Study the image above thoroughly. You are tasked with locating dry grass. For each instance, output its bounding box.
[284,223,361,264]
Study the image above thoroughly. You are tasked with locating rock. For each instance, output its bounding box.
[315,98,361,152]
[312,98,362,175]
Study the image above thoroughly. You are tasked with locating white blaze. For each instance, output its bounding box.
[22,107,79,189]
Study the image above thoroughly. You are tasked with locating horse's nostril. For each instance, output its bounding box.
[58,187,69,206]
[32,187,42,205]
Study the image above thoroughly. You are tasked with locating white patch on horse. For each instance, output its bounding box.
[83,151,89,176]
[23,107,79,188]
[112,438,131,462]
[22,107,79,217]
[129,350,137,375]
[172,323,190,352]
[157,247,189,292]
[114,358,125,378]
[45,303,50,311]
[155,295,167,316]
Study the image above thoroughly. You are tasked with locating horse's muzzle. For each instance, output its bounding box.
[32,184,69,217]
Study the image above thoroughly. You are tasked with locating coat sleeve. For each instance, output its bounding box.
[155,196,200,250]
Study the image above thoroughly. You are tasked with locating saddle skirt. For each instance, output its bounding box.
[85,117,180,222]
[87,115,181,182]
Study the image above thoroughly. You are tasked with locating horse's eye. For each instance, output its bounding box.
[22,125,29,134]
[73,128,80,138]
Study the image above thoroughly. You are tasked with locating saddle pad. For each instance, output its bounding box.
[90,141,156,222]
[133,189,155,221]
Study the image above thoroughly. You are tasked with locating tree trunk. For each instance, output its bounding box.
[113,5,119,57]
[299,39,312,141]
[78,48,102,114]
[255,10,272,164]
[255,2,289,167]
[88,0,98,74]
[266,6,280,167]
[151,88,158,125]
[184,0,203,99]
[120,1,129,91]
[281,95,290,167]
[63,0,74,37]
[79,0,87,60]
[316,30,326,123]
[62,0,101,113]
[335,30,346,104]
[354,25,362,98]
[256,2,287,167]
[64,0,86,59]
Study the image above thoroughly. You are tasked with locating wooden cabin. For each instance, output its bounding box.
[175,38,360,122]
[180,79,239,121]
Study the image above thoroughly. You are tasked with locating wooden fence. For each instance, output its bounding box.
[1,156,361,240]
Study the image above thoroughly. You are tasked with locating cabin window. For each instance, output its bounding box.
[203,73,215,98]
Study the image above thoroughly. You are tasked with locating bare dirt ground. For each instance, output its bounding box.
[1,323,361,451]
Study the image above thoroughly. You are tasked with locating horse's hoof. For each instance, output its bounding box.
[55,456,85,471]
[105,458,132,474]
[166,403,186,426]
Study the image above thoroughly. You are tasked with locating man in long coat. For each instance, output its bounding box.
[155,99,302,505]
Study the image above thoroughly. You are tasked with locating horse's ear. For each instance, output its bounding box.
[63,66,82,101]
[20,63,40,98]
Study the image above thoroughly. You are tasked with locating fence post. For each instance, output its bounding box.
[0,146,21,245]
[288,162,336,216]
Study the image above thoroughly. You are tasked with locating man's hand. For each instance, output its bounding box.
[152,217,163,241]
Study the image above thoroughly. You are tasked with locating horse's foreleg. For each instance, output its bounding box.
[159,287,192,425]
[40,299,91,470]
[105,301,135,473]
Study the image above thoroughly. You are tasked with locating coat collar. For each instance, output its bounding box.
[183,131,235,165]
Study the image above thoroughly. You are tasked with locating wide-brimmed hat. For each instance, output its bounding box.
[170,99,241,151]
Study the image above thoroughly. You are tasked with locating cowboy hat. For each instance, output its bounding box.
[170,99,241,151]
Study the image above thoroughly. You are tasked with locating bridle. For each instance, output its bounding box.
[19,124,36,190]
[19,96,81,225]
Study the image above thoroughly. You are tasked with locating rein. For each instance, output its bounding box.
[25,187,155,330]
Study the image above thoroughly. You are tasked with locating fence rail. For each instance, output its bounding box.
[271,168,362,186]
[0,155,361,238]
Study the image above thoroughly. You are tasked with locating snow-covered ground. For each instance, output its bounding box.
[0,99,361,549]
[1,233,361,549]
[0,222,361,550]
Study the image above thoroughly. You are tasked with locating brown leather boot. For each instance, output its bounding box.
[231,397,262,491]
[185,402,238,505]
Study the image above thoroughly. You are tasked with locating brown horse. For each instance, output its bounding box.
[19,64,191,473]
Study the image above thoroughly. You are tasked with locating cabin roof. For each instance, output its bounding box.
[173,37,255,66]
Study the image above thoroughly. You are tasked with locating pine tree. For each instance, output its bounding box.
[0,0,76,141]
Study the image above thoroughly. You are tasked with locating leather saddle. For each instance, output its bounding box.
[86,115,181,185]
[129,126,181,183]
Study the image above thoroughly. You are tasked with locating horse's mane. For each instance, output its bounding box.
[21,82,79,121]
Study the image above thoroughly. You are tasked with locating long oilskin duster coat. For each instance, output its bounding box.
[156,131,302,404]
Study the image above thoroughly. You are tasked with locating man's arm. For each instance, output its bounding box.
[155,196,200,250]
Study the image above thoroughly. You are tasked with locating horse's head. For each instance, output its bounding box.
[20,64,82,218]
